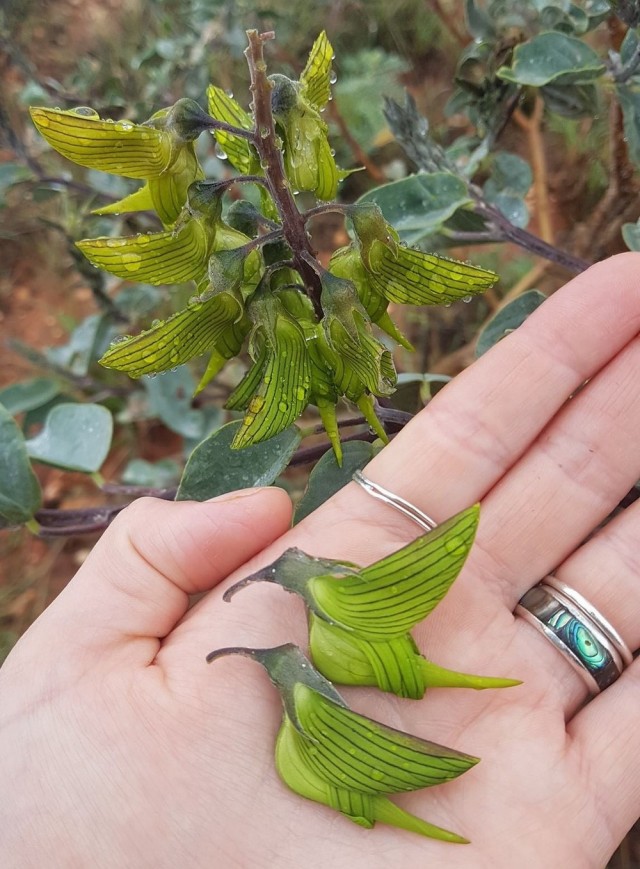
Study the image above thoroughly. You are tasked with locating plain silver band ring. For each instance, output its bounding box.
[351,471,437,532]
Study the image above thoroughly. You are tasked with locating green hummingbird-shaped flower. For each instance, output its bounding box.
[207,642,479,843]
[29,98,213,225]
[224,505,520,698]
[225,287,312,449]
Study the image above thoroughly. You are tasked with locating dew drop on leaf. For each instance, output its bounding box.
[122,252,142,272]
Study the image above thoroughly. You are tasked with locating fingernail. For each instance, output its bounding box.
[206,486,279,504]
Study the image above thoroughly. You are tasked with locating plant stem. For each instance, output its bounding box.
[514,96,554,245]
[471,193,590,273]
[244,30,323,318]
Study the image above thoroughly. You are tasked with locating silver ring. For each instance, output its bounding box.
[516,578,632,694]
[351,471,437,532]
[352,472,632,695]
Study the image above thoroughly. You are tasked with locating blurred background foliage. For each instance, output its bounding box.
[0,5,639,860]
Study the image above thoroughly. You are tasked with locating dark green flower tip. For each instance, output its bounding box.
[348,202,398,269]
[226,200,262,238]
[186,181,224,222]
[207,247,249,296]
[319,270,367,343]
[223,547,359,608]
[269,74,302,119]
[207,642,346,731]
[166,97,216,141]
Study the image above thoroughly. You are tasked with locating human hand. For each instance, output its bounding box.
[3,253,640,869]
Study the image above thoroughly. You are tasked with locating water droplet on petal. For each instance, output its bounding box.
[122,252,142,272]
[329,70,338,85]
[73,106,99,118]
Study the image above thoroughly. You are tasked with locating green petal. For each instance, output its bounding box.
[194,348,233,395]
[314,127,340,201]
[148,144,204,225]
[329,313,396,398]
[295,683,478,794]
[310,505,480,639]
[99,291,244,377]
[76,219,209,285]
[368,242,497,305]
[300,31,334,111]
[29,107,171,178]
[356,393,389,443]
[206,85,258,175]
[232,317,311,448]
[310,617,425,698]
[92,182,156,216]
[275,714,339,806]
[225,346,268,410]
[373,797,469,844]
[316,398,342,465]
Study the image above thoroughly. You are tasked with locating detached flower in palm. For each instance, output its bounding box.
[207,643,478,843]
[225,505,519,698]
[29,98,213,224]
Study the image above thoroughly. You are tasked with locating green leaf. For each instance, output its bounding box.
[464,0,496,41]
[294,441,375,524]
[485,152,532,198]
[121,458,181,487]
[357,173,473,245]
[29,107,172,179]
[143,369,206,440]
[47,313,111,377]
[0,378,60,415]
[622,219,640,251]
[484,152,532,229]
[476,291,547,357]
[300,31,334,111]
[617,82,640,165]
[0,404,42,525]
[176,420,301,500]
[497,32,606,87]
[540,82,598,118]
[0,163,33,202]
[25,403,113,473]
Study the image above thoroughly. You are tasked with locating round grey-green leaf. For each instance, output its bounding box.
[0,377,60,415]
[294,440,376,524]
[357,173,473,246]
[476,291,546,357]
[0,404,42,526]
[176,421,301,501]
[497,32,605,87]
[25,403,114,473]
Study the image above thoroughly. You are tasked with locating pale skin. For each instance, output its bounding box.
[3,253,640,869]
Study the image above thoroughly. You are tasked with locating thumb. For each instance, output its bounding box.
[15,488,292,665]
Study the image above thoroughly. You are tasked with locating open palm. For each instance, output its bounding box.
[3,253,640,869]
